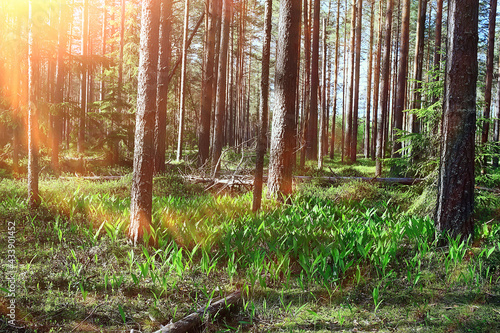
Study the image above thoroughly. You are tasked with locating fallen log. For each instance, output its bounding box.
[60,176,123,181]
[153,290,241,333]
[293,176,424,185]
[475,186,500,194]
[185,175,423,186]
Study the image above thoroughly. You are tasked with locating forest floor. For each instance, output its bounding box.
[1,156,500,332]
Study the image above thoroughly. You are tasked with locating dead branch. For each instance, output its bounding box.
[153,290,241,333]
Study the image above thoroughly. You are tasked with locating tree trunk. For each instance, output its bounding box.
[375,0,393,176]
[28,0,40,209]
[341,0,347,163]
[344,0,357,163]
[100,0,107,101]
[198,0,217,166]
[364,1,374,159]
[431,0,443,106]
[493,51,500,168]
[78,0,89,157]
[129,0,160,245]
[176,0,190,161]
[329,0,341,160]
[154,0,172,174]
[299,0,311,168]
[267,0,300,198]
[252,0,272,212]
[435,0,478,240]
[306,0,320,160]
[350,0,362,163]
[391,0,409,171]
[52,2,67,172]
[318,18,327,169]
[481,0,497,168]
[371,0,382,160]
[211,0,231,176]
[410,0,427,134]
[115,0,126,164]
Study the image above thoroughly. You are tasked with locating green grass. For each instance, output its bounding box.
[1,169,500,332]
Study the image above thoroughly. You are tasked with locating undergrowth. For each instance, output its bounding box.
[1,173,500,332]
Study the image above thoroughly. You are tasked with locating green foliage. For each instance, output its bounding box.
[2,176,500,332]
[153,174,204,198]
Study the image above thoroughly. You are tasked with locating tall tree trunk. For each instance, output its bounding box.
[52,2,67,172]
[115,0,126,164]
[199,0,217,166]
[78,0,89,156]
[371,0,383,160]
[493,52,500,168]
[410,0,427,134]
[211,0,231,176]
[154,0,172,174]
[252,0,272,212]
[318,18,327,169]
[300,0,311,168]
[345,0,356,163]
[391,0,409,170]
[435,0,478,240]
[306,0,320,160]
[431,0,443,106]
[129,0,160,245]
[481,0,497,168]
[176,0,190,161]
[375,0,393,176]
[365,1,374,158]
[268,0,300,198]
[28,0,40,209]
[350,0,362,163]
[330,0,341,159]
[341,0,348,163]
[100,0,107,101]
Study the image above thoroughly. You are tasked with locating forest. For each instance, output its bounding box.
[1,0,500,331]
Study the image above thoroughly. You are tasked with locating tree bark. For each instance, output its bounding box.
[371,0,383,160]
[350,0,362,163]
[375,0,393,176]
[435,0,478,240]
[494,51,500,168]
[198,0,217,167]
[267,0,301,199]
[410,0,427,134]
[176,0,190,162]
[391,0,409,169]
[252,0,272,212]
[78,0,89,157]
[129,0,160,245]
[28,0,40,209]
[364,1,374,159]
[318,18,327,169]
[299,0,311,168]
[329,0,341,160]
[344,0,357,163]
[211,0,231,176]
[100,0,107,102]
[306,0,320,160]
[52,2,68,172]
[154,0,172,174]
[431,0,443,106]
[481,0,497,168]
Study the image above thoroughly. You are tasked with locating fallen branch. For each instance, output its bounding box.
[185,175,423,186]
[475,186,500,194]
[293,176,424,185]
[60,176,123,181]
[153,290,241,333]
